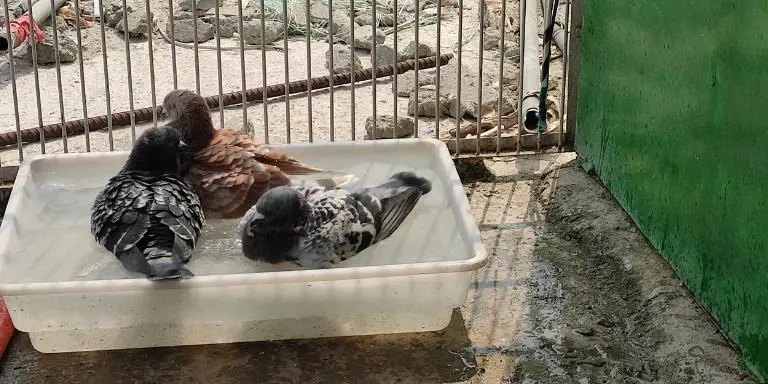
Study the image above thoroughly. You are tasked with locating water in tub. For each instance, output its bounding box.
[0,160,468,284]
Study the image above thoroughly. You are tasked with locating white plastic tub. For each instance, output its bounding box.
[0,138,487,352]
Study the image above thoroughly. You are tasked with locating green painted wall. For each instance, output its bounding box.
[575,0,768,379]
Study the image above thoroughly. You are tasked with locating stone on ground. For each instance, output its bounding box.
[325,44,362,74]
[115,4,152,37]
[28,26,77,64]
[168,18,215,42]
[239,19,282,45]
[365,115,415,139]
[408,86,450,117]
[402,40,436,59]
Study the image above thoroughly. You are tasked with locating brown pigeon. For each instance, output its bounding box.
[162,89,345,220]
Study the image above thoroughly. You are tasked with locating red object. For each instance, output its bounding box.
[4,14,45,49]
[0,297,14,359]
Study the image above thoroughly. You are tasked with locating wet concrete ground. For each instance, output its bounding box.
[0,153,756,383]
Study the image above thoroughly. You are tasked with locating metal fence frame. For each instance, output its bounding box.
[0,0,583,182]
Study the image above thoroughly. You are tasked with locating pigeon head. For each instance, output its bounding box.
[123,125,193,175]
[250,186,310,236]
[241,186,310,263]
[162,89,215,152]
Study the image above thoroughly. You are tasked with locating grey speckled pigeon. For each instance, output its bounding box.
[90,126,205,280]
[239,171,432,269]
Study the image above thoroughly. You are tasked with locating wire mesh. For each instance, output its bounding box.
[0,0,579,172]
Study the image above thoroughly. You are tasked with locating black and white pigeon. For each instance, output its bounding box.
[90,125,205,280]
[239,171,432,269]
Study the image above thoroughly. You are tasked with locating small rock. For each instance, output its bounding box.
[483,33,500,50]
[404,0,436,12]
[573,359,606,367]
[574,327,595,337]
[375,44,406,67]
[53,15,68,32]
[355,12,401,27]
[402,40,436,59]
[239,19,282,45]
[392,70,435,97]
[502,45,520,63]
[327,10,351,38]
[308,0,332,22]
[27,27,77,64]
[377,13,402,27]
[115,6,153,37]
[325,44,362,74]
[286,3,310,29]
[168,18,215,42]
[202,15,237,38]
[171,10,196,20]
[102,0,132,27]
[597,318,615,328]
[342,23,384,50]
[354,13,373,26]
[365,115,414,139]
[408,86,449,117]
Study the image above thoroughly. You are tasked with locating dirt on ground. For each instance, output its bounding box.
[457,157,754,384]
[0,155,757,383]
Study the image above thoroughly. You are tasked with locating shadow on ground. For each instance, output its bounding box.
[0,309,476,383]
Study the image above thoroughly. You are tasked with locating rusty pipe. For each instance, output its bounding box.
[0,53,454,149]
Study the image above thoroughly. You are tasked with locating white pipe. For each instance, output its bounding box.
[521,0,541,131]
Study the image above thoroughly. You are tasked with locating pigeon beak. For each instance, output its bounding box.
[179,140,189,150]
[252,212,265,221]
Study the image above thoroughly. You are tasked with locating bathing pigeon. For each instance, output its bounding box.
[239,171,432,269]
[162,89,347,220]
[90,125,205,280]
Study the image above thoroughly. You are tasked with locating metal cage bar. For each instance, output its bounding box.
[0,0,583,170]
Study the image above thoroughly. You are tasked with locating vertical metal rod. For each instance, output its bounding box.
[51,0,69,152]
[121,0,137,142]
[168,0,178,89]
[145,0,158,129]
[370,0,377,139]
[97,0,113,150]
[26,0,44,154]
[282,0,291,142]
[3,0,23,162]
[305,0,313,142]
[516,0,526,153]
[434,0,442,139]
[214,1,225,129]
[474,0,484,155]
[453,0,463,156]
[237,0,248,133]
[327,0,335,141]
[349,0,356,140]
[259,0,269,143]
[558,0,571,150]
[495,0,507,154]
[192,0,201,94]
[73,0,90,151]
[412,0,419,137]
[392,0,398,140]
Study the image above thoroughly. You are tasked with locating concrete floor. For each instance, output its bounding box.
[0,153,755,383]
